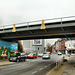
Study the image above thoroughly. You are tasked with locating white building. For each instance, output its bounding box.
[21,39,59,53]
[21,39,45,54]
[65,40,75,55]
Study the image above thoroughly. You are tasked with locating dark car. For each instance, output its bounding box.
[9,53,26,62]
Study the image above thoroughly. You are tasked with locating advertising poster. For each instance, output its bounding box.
[33,39,42,46]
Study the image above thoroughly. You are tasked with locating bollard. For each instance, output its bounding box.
[56,61,58,68]
[56,57,64,69]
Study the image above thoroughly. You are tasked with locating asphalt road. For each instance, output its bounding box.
[0,54,63,75]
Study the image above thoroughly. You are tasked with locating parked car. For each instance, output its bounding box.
[58,52,62,55]
[45,52,51,55]
[42,53,50,59]
[9,53,26,62]
[27,53,37,59]
[38,53,43,57]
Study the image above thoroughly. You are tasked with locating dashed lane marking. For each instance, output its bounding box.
[49,64,50,66]
[44,66,47,68]
[39,68,43,70]
[32,71,37,74]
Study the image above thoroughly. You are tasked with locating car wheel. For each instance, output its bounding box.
[42,58,43,59]
[24,59,26,61]
[16,59,19,62]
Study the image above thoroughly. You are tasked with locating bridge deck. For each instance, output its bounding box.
[0,19,75,40]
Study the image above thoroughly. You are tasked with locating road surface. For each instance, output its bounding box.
[0,54,63,75]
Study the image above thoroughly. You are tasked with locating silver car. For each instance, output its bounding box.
[38,53,43,57]
[58,52,62,55]
[42,53,50,59]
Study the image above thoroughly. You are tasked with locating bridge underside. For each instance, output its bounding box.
[0,20,75,41]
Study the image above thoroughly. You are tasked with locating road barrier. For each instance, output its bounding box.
[56,57,64,69]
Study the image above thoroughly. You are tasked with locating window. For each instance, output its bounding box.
[69,44,70,47]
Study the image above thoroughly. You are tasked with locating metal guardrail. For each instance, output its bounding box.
[0,16,75,31]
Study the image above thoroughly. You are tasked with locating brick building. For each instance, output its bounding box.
[59,40,66,54]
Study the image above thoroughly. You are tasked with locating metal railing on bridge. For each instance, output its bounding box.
[0,16,75,31]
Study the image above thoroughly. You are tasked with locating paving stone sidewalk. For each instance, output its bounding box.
[62,55,75,75]
[46,55,70,75]
[0,59,15,66]
[0,57,41,66]
[46,62,66,75]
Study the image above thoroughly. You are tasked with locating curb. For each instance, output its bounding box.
[0,60,16,67]
[0,62,16,67]
[46,64,57,75]
[0,57,41,67]
[46,58,69,75]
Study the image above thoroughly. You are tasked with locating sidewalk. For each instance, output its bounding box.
[46,55,75,75]
[62,55,75,75]
[0,57,41,66]
[0,59,16,66]
[46,62,67,75]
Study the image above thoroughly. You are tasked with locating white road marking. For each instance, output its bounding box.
[49,64,50,66]
[44,66,47,68]
[39,68,43,70]
[32,71,37,74]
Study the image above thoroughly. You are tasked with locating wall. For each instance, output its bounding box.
[0,40,18,59]
[60,40,65,50]
[31,39,45,53]
[65,40,75,50]
[55,41,60,52]
[22,39,45,53]
[22,40,31,53]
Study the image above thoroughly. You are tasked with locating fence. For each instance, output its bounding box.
[0,16,75,31]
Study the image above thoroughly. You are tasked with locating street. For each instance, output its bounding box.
[0,54,63,75]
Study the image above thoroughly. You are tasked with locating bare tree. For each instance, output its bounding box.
[18,40,23,52]
[46,43,52,53]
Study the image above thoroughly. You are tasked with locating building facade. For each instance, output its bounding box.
[65,40,75,55]
[60,40,66,54]
[54,39,75,55]
[54,39,66,54]
[21,39,45,54]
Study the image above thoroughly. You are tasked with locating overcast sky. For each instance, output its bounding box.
[0,0,75,26]
[45,38,60,46]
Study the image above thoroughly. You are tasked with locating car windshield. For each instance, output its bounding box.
[43,54,48,56]
[28,53,33,56]
[58,52,61,53]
